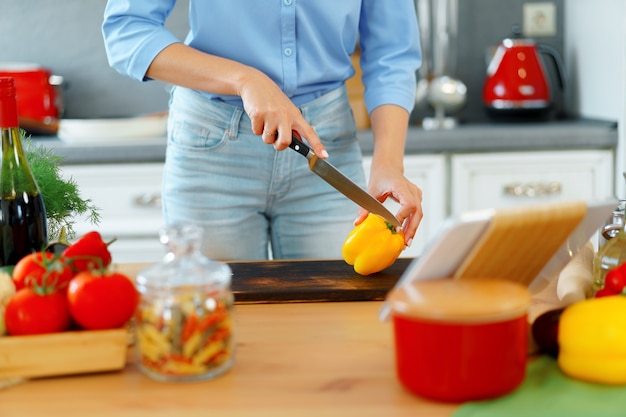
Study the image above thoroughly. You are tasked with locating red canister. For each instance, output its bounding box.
[388,278,531,402]
[0,62,62,123]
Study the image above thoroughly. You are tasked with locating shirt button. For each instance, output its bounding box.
[284,0,292,5]
[284,48,293,56]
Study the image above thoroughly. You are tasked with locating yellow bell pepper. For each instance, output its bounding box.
[558,295,626,384]
[342,213,405,276]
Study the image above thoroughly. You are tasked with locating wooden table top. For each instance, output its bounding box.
[0,300,458,417]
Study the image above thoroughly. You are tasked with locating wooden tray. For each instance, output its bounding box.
[0,328,128,380]
[229,258,412,304]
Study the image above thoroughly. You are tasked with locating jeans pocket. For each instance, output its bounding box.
[313,105,358,147]
[169,117,229,151]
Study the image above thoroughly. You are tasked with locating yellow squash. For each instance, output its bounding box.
[342,213,405,276]
[558,295,626,384]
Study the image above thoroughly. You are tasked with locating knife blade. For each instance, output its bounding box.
[289,133,401,228]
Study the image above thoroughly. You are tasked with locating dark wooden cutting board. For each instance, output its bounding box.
[228,258,413,304]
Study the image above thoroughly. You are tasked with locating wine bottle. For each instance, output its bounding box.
[0,77,48,266]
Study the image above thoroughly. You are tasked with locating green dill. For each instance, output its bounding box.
[22,131,100,240]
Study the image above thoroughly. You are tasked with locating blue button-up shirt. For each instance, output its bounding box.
[102,0,421,113]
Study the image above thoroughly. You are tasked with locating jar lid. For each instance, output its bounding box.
[135,224,232,292]
[387,278,531,323]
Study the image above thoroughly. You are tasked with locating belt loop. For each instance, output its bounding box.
[229,106,243,139]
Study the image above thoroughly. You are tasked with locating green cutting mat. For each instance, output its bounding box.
[453,355,626,417]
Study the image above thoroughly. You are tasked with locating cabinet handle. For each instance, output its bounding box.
[503,182,562,197]
[133,193,162,208]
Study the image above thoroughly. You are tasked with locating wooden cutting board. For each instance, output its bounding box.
[229,258,412,304]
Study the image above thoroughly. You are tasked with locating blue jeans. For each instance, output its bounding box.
[163,86,366,260]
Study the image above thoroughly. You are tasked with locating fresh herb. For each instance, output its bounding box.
[22,131,100,239]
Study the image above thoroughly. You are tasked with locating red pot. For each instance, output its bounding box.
[388,278,531,402]
[0,62,63,124]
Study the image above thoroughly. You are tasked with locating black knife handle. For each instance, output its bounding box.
[289,131,312,158]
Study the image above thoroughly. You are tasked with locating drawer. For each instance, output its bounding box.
[104,236,164,265]
[450,150,614,215]
[61,163,164,239]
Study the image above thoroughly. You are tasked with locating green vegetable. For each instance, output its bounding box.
[22,130,100,239]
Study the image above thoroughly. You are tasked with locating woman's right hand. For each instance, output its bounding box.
[239,70,328,158]
[146,43,328,158]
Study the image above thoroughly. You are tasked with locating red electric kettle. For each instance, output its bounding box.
[482,26,565,120]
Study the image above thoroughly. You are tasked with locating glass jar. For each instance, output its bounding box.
[134,224,234,382]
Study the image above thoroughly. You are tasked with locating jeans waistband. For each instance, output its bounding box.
[170,85,349,137]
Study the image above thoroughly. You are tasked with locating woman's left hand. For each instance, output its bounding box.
[354,166,423,248]
[356,105,423,248]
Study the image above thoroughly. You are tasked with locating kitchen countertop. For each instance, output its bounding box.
[0,244,596,417]
[1,300,459,417]
[0,261,458,417]
[30,118,618,165]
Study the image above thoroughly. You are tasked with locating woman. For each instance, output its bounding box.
[102,1,423,260]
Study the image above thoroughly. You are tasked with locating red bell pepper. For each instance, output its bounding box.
[62,231,114,272]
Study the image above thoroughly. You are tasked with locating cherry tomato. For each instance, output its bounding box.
[604,266,626,294]
[4,287,71,335]
[67,271,139,330]
[12,252,74,292]
[594,287,618,298]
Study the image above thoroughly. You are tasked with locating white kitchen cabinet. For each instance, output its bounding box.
[362,154,447,258]
[61,148,613,264]
[64,155,446,263]
[450,150,615,215]
[60,163,165,264]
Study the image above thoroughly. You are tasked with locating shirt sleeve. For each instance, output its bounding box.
[358,0,422,114]
[102,0,182,81]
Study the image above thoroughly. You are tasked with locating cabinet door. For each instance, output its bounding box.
[362,154,446,257]
[60,163,165,263]
[451,150,614,215]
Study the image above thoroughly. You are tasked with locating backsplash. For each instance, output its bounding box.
[0,0,564,124]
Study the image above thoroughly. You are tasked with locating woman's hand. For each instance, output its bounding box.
[354,166,423,247]
[238,70,327,157]
[146,43,328,158]
[358,104,423,247]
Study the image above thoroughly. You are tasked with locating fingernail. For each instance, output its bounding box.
[406,238,413,247]
[320,149,329,158]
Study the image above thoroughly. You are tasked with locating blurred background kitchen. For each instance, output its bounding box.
[0,0,623,262]
[0,1,619,123]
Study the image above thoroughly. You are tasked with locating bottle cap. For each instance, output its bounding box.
[0,77,17,98]
[0,76,19,128]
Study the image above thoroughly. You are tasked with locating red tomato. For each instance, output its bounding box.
[67,271,139,330]
[594,287,617,298]
[12,252,74,292]
[604,266,626,294]
[4,287,71,335]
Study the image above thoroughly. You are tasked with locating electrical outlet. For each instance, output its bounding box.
[523,2,557,37]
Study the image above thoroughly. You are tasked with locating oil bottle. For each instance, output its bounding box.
[593,200,626,292]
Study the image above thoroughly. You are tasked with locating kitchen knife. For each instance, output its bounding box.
[289,133,401,228]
